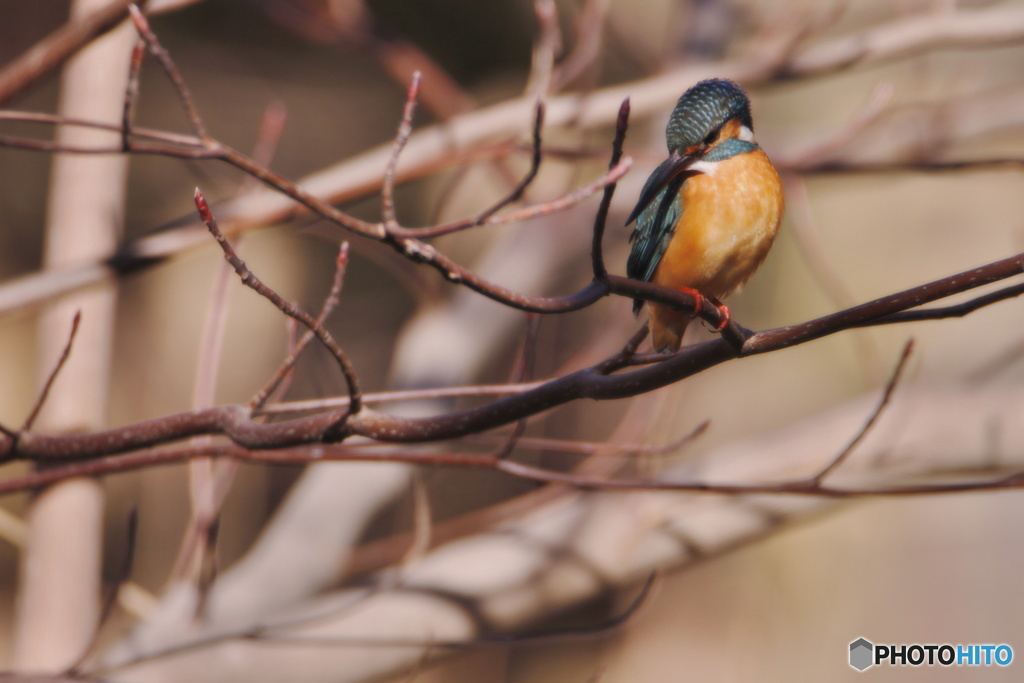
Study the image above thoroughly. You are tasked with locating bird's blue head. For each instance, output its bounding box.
[665,78,753,153]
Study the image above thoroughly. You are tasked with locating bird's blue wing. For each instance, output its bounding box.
[627,174,685,313]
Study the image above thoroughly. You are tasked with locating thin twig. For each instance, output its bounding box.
[804,339,915,485]
[382,71,421,232]
[472,101,545,224]
[120,38,144,151]
[592,98,629,280]
[127,4,209,141]
[407,155,630,239]
[493,313,542,460]
[193,189,362,418]
[23,310,82,431]
[251,242,350,411]
[468,420,708,458]
[241,101,288,193]
[596,322,648,374]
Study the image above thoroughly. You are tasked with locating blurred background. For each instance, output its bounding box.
[1,0,1024,680]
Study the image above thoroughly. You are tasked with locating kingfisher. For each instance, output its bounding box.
[626,78,784,352]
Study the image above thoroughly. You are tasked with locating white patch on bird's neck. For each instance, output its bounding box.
[689,159,720,176]
[737,124,754,142]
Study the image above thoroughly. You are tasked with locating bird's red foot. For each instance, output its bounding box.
[708,296,731,331]
[675,286,705,315]
[674,288,731,331]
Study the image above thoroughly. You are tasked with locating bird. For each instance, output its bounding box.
[626,78,784,352]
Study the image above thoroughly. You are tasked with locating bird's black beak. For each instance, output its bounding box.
[625,149,699,226]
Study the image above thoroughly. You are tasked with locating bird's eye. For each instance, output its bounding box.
[702,127,721,146]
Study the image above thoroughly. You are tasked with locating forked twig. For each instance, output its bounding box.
[127,4,209,141]
[193,189,362,418]
[408,153,629,239]
[251,242,350,412]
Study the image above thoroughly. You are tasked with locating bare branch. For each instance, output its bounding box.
[4,415,1024,500]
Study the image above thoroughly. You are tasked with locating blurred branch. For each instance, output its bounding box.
[12,0,136,670]
[83,383,1024,681]
[777,4,1024,78]
[0,0,135,106]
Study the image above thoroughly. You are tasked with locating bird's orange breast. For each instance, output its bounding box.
[653,147,783,297]
[647,147,783,350]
